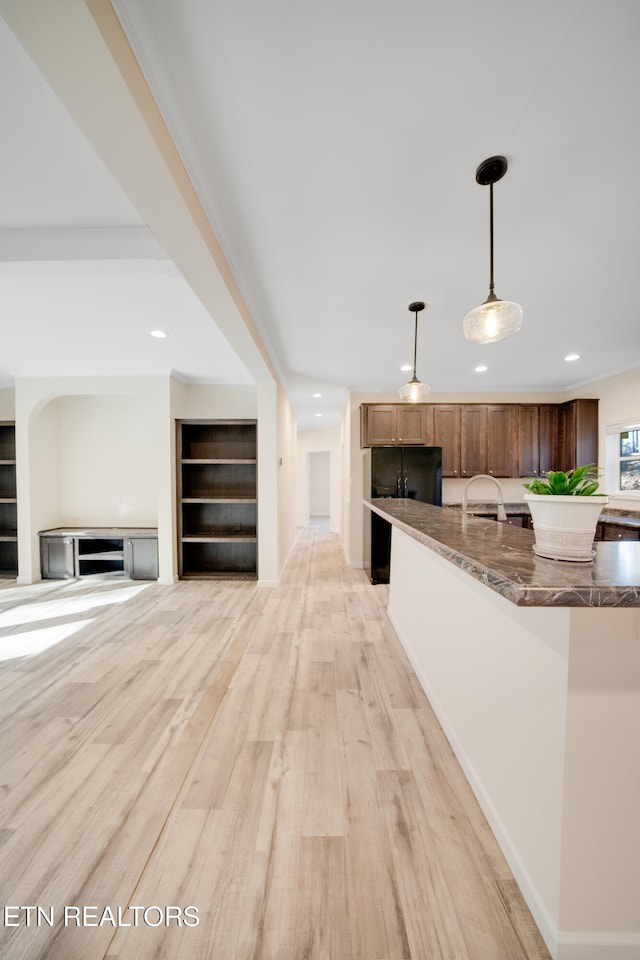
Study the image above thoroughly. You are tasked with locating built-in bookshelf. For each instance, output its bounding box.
[177,420,257,579]
[0,422,17,578]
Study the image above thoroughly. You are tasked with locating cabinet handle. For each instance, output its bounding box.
[489,469,493,475]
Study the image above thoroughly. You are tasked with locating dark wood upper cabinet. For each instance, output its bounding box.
[460,406,487,477]
[539,404,559,475]
[360,404,430,446]
[486,404,516,477]
[396,405,429,444]
[558,399,599,472]
[518,404,560,477]
[432,405,461,477]
[360,399,598,479]
[459,404,515,478]
[361,405,397,445]
[518,405,540,477]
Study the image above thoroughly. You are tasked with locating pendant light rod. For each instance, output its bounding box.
[409,300,424,380]
[489,181,495,299]
[476,155,506,301]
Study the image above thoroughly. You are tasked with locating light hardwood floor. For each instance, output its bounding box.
[0,529,550,960]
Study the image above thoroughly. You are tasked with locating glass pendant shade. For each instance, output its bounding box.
[463,292,523,344]
[399,376,431,402]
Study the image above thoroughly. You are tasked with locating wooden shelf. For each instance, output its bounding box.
[0,424,17,577]
[182,535,257,543]
[182,496,257,504]
[181,458,257,465]
[78,550,125,561]
[177,420,258,579]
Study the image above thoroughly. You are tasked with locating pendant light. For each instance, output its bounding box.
[463,155,523,344]
[399,301,431,402]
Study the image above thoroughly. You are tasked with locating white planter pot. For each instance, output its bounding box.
[523,494,608,561]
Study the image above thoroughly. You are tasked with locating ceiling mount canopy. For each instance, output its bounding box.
[399,301,431,402]
[463,155,523,345]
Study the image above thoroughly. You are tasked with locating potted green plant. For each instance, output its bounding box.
[523,464,608,561]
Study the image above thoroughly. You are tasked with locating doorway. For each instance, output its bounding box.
[307,450,330,529]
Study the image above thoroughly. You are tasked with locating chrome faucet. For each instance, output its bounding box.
[462,474,507,522]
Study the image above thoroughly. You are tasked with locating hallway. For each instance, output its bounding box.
[0,528,550,960]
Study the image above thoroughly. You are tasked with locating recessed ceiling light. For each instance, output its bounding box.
[150,329,168,339]
[400,364,412,372]
[475,364,488,373]
[313,392,322,398]
[315,413,322,417]
[564,353,580,362]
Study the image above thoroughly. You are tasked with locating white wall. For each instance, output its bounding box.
[574,367,640,511]
[340,396,351,553]
[56,394,157,526]
[559,608,640,941]
[170,382,257,420]
[277,382,298,576]
[296,425,342,533]
[309,451,330,516]
[21,397,61,567]
[0,388,14,420]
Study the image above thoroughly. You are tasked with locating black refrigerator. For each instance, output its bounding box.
[364,446,442,584]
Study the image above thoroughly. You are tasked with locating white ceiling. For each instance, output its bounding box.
[1,1,639,429]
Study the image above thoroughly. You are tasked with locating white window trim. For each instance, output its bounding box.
[605,417,640,500]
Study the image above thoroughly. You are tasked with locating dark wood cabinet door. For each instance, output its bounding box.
[539,405,559,475]
[433,405,460,477]
[574,399,599,468]
[518,405,540,477]
[486,405,516,476]
[396,406,427,444]
[558,399,598,472]
[360,404,431,446]
[361,405,397,445]
[460,406,487,477]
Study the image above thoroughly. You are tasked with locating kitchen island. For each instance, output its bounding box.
[364,498,640,960]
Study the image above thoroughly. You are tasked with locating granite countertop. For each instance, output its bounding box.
[365,498,640,608]
[39,527,158,538]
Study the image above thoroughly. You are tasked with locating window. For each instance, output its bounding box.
[607,420,640,496]
[619,427,640,492]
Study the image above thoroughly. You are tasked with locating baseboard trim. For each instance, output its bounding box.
[558,932,640,960]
